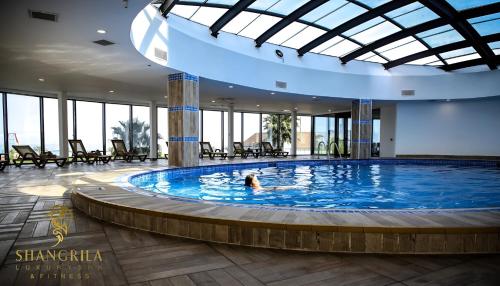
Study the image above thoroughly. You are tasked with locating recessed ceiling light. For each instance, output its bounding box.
[228,85,234,88]
[328,109,331,112]
[312,96,317,99]
[211,100,216,103]
[97,29,106,34]
[445,99,451,102]
[293,107,298,110]
[256,104,260,107]
[270,92,275,95]
[108,90,115,93]
[164,96,168,99]
[283,109,290,112]
[38,78,45,82]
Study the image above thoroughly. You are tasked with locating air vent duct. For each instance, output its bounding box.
[93,39,115,46]
[275,81,287,89]
[401,90,415,96]
[154,47,167,61]
[29,10,58,22]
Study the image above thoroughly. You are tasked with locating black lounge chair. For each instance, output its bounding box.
[69,139,111,164]
[261,142,288,157]
[0,153,8,171]
[164,141,168,159]
[111,139,147,162]
[233,142,258,158]
[12,145,67,168]
[199,142,227,159]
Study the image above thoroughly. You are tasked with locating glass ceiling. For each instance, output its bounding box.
[158,0,500,70]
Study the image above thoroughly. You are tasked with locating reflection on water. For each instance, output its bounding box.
[130,164,500,209]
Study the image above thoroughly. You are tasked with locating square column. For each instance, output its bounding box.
[149,101,158,160]
[57,92,69,157]
[168,73,199,167]
[291,110,297,156]
[351,99,372,159]
[227,104,234,157]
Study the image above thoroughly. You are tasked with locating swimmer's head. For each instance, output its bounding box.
[245,174,259,187]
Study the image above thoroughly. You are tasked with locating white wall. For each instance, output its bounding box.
[380,105,397,157]
[395,97,500,156]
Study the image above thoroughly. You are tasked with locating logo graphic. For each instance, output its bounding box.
[48,205,73,247]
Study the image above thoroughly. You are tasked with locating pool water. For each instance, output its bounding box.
[129,163,500,209]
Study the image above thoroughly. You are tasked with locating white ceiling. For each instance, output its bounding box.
[0,0,377,114]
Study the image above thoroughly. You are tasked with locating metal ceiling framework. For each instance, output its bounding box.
[158,0,500,71]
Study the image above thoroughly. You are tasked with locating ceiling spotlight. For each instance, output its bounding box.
[108,90,115,93]
[270,92,275,95]
[256,104,260,107]
[38,78,45,82]
[328,109,332,112]
[312,96,317,99]
[293,107,298,110]
[445,99,451,102]
[283,109,290,112]
[211,100,216,103]
[228,85,234,88]
[97,29,106,34]
[164,96,168,99]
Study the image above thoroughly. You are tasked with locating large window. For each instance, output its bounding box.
[76,101,103,152]
[132,105,151,153]
[243,113,260,149]
[372,119,380,157]
[202,110,222,150]
[67,100,74,140]
[223,111,242,152]
[43,98,59,155]
[7,94,41,159]
[158,107,169,157]
[0,96,4,154]
[106,104,130,154]
[313,117,328,155]
[297,116,311,155]
[261,114,274,146]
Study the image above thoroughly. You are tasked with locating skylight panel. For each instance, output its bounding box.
[182,0,204,3]
[493,49,500,55]
[381,41,427,60]
[446,0,498,11]
[391,7,439,28]
[267,0,310,15]
[488,41,500,50]
[426,60,444,66]
[343,17,385,37]
[190,7,228,26]
[356,51,377,61]
[207,0,240,5]
[300,0,348,23]
[363,55,387,64]
[249,0,280,11]
[321,39,361,57]
[472,19,500,36]
[349,21,401,44]
[238,14,281,39]
[445,53,481,64]
[417,25,452,38]
[315,3,367,29]
[170,5,199,19]
[440,47,477,59]
[375,36,416,53]
[468,12,500,24]
[356,0,391,8]
[407,55,440,65]
[281,26,326,49]
[221,11,260,34]
[385,2,423,18]
[267,22,307,45]
[421,29,465,47]
[310,36,344,53]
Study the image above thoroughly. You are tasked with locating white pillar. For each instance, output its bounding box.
[149,101,158,160]
[57,92,68,157]
[291,110,297,156]
[227,104,234,157]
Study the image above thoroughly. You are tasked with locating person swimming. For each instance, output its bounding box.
[245,174,301,191]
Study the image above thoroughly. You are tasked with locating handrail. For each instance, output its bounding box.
[328,141,343,161]
[316,141,326,159]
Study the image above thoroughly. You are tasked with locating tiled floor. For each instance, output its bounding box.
[0,159,499,285]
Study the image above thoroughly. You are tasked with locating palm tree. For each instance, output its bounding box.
[263,114,293,148]
[111,118,151,153]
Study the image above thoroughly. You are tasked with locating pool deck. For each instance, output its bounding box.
[72,158,500,254]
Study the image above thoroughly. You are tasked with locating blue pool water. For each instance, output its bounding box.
[129,161,500,209]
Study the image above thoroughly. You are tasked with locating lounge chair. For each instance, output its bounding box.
[111,139,147,162]
[199,142,227,159]
[233,142,258,158]
[12,145,67,168]
[69,139,111,164]
[0,153,8,171]
[164,141,168,159]
[261,142,288,157]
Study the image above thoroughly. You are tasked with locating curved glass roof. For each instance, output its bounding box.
[153,0,500,71]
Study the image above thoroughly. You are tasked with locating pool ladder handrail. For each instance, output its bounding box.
[316,141,326,159]
[328,141,343,162]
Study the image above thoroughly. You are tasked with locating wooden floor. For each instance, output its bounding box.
[0,160,500,285]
